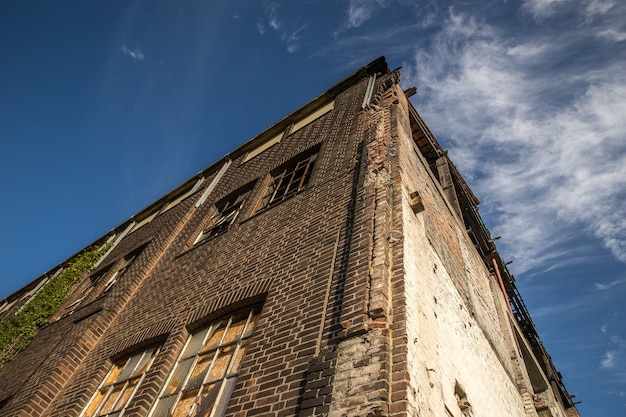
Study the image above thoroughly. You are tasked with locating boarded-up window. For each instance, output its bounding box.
[151,309,258,417]
[81,347,159,417]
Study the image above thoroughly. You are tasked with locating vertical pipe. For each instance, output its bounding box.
[492,258,512,313]
[315,227,342,357]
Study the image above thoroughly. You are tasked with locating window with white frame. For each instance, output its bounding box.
[81,346,160,417]
[150,308,258,417]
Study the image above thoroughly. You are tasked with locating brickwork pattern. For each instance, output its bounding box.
[298,350,337,417]
[0,72,375,417]
[0,59,577,417]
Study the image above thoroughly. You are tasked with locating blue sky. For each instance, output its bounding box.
[1,1,624,415]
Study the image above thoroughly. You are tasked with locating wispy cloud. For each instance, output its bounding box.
[595,278,626,290]
[522,0,618,20]
[600,350,617,369]
[585,0,616,17]
[258,2,306,53]
[403,6,626,274]
[597,28,626,42]
[346,0,388,28]
[264,2,281,30]
[121,44,144,62]
[257,22,266,35]
[600,335,626,371]
[522,0,572,19]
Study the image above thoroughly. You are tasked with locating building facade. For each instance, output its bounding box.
[0,57,579,417]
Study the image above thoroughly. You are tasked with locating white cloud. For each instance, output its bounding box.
[260,2,306,53]
[585,0,616,18]
[506,43,548,58]
[522,0,562,18]
[522,0,590,19]
[121,44,144,62]
[600,336,626,370]
[600,350,617,369]
[597,29,626,42]
[347,0,388,28]
[263,2,281,30]
[595,278,626,290]
[404,9,626,273]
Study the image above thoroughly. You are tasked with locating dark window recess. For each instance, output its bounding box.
[196,188,251,244]
[66,245,144,316]
[98,251,138,296]
[257,150,318,212]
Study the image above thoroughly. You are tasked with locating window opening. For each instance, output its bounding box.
[151,309,258,417]
[256,150,319,212]
[99,248,141,296]
[290,101,334,134]
[81,346,160,417]
[195,187,251,244]
[161,177,205,214]
[66,245,144,316]
[243,132,282,163]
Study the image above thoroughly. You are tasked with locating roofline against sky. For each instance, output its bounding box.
[3,56,390,301]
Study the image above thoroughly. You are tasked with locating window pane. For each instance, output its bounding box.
[151,395,176,417]
[104,364,124,385]
[131,347,155,377]
[165,357,195,395]
[260,183,275,209]
[206,346,234,383]
[222,318,246,345]
[99,384,123,414]
[212,377,238,417]
[84,390,105,417]
[195,381,222,417]
[186,354,213,390]
[184,327,210,357]
[243,315,257,339]
[173,389,200,417]
[229,342,248,375]
[112,378,138,412]
[203,324,226,351]
[116,352,141,381]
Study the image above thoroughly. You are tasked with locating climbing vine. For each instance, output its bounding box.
[0,244,111,367]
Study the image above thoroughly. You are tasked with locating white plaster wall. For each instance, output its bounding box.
[402,193,528,417]
[392,93,529,416]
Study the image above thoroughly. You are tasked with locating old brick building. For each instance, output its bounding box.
[0,57,579,417]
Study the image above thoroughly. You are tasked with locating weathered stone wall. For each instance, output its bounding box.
[394,88,531,417]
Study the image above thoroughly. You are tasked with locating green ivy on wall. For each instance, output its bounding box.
[0,244,111,367]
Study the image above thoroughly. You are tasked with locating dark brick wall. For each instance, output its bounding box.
[0,68,379,417]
